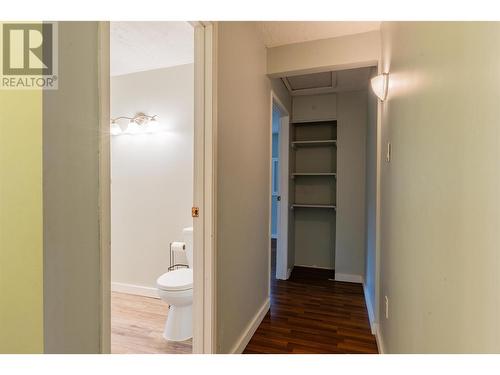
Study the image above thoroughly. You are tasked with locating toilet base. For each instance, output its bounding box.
[163,304,192,342]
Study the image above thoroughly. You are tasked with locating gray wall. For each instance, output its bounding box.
[379,22,500,353]
[43,22,102,353]
[292,93,337,122]
[335,91,367,279]
[364,69,378,323]
[216,22,271,353]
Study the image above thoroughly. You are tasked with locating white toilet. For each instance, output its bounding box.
[157,227,193,342]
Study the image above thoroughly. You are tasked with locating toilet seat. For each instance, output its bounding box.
[157,268,193,291]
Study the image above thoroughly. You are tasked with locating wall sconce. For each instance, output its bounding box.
[371,73,389,101]
[110,112,159,135]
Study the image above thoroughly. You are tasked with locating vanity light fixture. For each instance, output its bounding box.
[110,119,122,135]
[145,116,159,133]
[371,73,389,101]
[109,113,159,135]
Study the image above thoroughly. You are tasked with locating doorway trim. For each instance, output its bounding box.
[270,91,290,282]
[192,21,217,354]
[98,21,217,354]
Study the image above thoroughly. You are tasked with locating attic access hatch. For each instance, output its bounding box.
[281,67,373,96]
[282,71,337,96]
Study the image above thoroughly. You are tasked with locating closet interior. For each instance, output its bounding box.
[281,66,376,281]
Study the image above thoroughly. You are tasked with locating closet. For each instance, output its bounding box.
[290,94,337,272]
[283,66,372,281]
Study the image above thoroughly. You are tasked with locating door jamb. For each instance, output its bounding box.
[192,21,217,354]
[270,91,290,284]
[98,21,217,354]
[98,21,111,354]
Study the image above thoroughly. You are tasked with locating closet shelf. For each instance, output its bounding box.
[291,204,337,210]
[291,140,337,148]
[291,172,336,179]
[292,120,337,126]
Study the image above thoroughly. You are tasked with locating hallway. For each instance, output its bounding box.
[243,244,378,354]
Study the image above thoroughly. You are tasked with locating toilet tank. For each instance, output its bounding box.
[183,226,193,268]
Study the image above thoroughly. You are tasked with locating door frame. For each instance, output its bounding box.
[271,157,279,240]
[270,91,290,282]
[98,21,217,354]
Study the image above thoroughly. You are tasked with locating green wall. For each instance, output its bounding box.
[379,22,500,353]
[0,21,104,354]
[0,30,44,351]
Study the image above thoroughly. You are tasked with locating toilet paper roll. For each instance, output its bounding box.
[171,242,186,252]
[171,242,187,266]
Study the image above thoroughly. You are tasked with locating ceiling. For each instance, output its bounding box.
[281,67,373,96]
[256,21,381,48]
[110,22,194,76]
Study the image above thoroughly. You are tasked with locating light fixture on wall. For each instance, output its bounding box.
[147,116,159,133]
[110,119,122,135]
[109,113,159,135]
[371,73,389,101]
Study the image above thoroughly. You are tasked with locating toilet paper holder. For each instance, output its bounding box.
[168,242,189,271]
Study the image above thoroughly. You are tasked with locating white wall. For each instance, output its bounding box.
[111,64,194,293]
[215,22,271,353]
[267,31,380,77]
[379,22,500,353]
[335,91,367,281]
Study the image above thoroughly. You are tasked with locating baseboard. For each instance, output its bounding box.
[295,264,334,270]
[230,298,270,354]
[362,283,376,335]
[285,267,293,280]
[361,282,385,354]
[375,324,385,354]
[335,273,363,283]
[111,282,159,299]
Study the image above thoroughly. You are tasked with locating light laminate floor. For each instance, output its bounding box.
[111,292,192,354]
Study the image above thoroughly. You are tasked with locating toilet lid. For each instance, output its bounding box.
[157,269,193,291]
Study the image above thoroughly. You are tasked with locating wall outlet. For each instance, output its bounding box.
[385,295,389,319]
[386,142,392,162]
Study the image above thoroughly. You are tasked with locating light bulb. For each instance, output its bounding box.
[371,73,389,101]
[127,120,141,134]
[110,121,122,136]
[147,117,160,133]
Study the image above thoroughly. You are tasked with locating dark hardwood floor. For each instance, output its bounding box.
[243,240,378,354]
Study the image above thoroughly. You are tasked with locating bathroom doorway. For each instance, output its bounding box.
[100,21,215,354]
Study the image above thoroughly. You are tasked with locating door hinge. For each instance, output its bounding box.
[192,207,200,217]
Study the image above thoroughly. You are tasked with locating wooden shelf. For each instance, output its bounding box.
[292,120,337,126]
[292,140,337,148]
[292,172,336,178]
[291,204,336,210]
